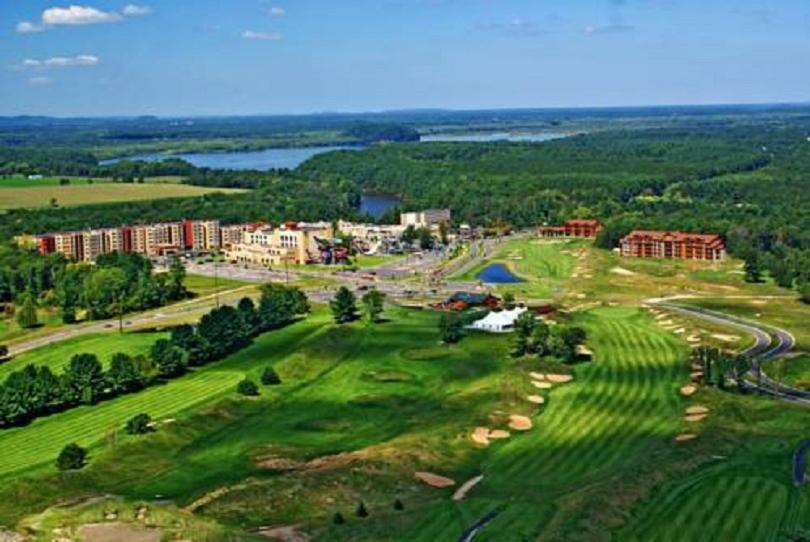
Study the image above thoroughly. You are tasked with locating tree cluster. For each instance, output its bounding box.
[512,311,586,363]
[691,346,751,389]
[0,283,308,428]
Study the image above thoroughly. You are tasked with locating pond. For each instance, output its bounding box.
[359,194,401,219]
[476,263,524,283]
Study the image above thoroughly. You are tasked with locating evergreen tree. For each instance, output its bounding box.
[361,288,385,324]
[744,253,762,283]
[439,312,463,344]
[56,443,87,471]
[16,295,38,329]
[333,512,345,525]
[261,366,282,385]
[393,498,405,511]
[236,378,259,396]
[330,287,358,324]
[355,501,369,518]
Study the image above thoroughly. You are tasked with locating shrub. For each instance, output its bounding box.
[237,378,259,396]
[16,296,38,329]
[333,512,345,525]
[56,443,87,471]
[261,366,281,385]
[393,498,404,511]
[125,413,153,435]
[355,501,368,518]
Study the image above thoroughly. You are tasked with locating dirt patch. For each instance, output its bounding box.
[414,471,456,488]
[508,415,533,431]
[256,456,304,471]
[545,374,573,383]
[526,394,545,404]
[684,413,708,422]
[675,433,698,442]
[680,385,697,396]
[79,523,161,542]
[685,405,709,415]
[711,333,740,343]
[610,267,637,276]
[453,475,484,501]
[258,525,311,542]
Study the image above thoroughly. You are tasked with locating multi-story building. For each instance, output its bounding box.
[225,221,334,266]
[400,209,452,227]
[183,219,221,252]
[130,222,185,257]
[539,219,603,238]
[619,230,726,261]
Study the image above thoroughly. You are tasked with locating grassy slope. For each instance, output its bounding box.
[455,238,579,300]
[0,183,245,210]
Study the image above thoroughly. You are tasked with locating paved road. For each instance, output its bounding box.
[654,302,809,406]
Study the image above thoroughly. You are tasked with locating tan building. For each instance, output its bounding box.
[130,222,185,256]
[81,228,123,261]
[400,209,451,227]
[225,221,333,266]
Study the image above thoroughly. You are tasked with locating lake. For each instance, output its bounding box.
[359,194,401,219]
[100,145,360,170]
[476,263,524,283]
[420,132,565,143]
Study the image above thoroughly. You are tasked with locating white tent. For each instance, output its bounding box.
[467,307,527,333]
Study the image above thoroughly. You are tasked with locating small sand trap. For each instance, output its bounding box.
[453,475,484,501]
[508,415,533,431]
[690,371,703,380]
[673,328,687,334]
[685,406,709,415]
[415,471,456,488]
[687,335,701,343]
[545,374,573,383]
[532,381,552,389]
[658,319,674,326]
[675,433,698,442]
[711,333,740,343]
[610,267,637,276]
[680,385,697,396]
[489,429,510,439]
[79,523,161,542]
[527,395,545,404]
[684,413,708,422]
[471,427,491,446]
[529,371,546,381]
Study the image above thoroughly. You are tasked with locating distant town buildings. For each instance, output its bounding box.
[539,219,603,239]
[619,230,726,261]
[400,209,451,228]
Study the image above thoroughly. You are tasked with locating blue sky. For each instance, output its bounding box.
[1,0,809,116]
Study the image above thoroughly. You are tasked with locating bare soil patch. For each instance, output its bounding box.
[78,523,161,542]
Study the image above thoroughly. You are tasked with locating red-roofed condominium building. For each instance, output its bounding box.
[619,231,726,261]
[539,219,603,239]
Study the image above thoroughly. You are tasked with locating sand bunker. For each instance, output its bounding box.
[675,433,698,442]
[526,395,545,404]
[545,374,574,383]
[529,371,546,381]
[680,385,697,396]
[453,475,484,501]
[532,381,552,389]
[508,415,533,431]
[489,429,510,439]
[685,405,709,415]
[658,320,674,326]
[471,427,491,446]
[415,471,456,488]
[79,523,161,542]
[687,335,701,343]
[610,267,637,276]
[684,413,708,422]
[711,333,740,343]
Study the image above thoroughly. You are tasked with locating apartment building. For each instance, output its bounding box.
[619,230,726,261]
[183,220,221,252]
[539,219,603,239]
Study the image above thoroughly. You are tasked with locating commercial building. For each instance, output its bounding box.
[337,220,407,254]
[224,221,334,267]
[539,219,603,239]
[400,208,452,228]
[619,230,726,261]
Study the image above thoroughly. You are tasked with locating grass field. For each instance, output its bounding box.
[3,237,810,540]
[0,183,245,210]
[0,176,111,188]
[455,238,579,299]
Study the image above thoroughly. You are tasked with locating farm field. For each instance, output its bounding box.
[456,238,580,299]
[0,176,111,188]
[0,183,245,210]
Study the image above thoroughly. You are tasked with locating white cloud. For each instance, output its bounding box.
[17,54,100,69]
[42,5,122,25]
[29,76,54,85]
[122,4,151,16]
[16,21,44,33]
[241,30,283,41]
[268,6,285,17]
